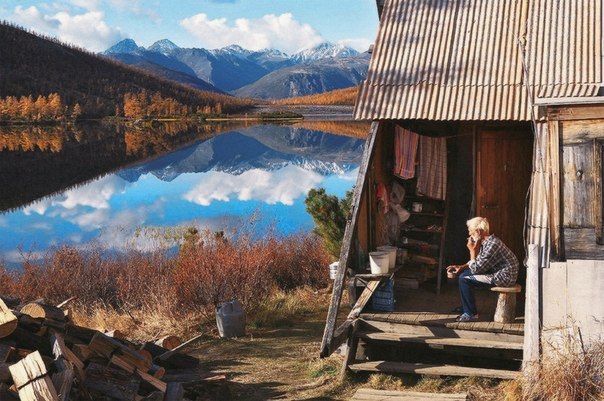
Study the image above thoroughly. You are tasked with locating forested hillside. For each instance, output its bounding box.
[274,86,359,106]
[0,22,253,118]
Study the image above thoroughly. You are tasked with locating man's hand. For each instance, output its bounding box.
[467,237,481,259]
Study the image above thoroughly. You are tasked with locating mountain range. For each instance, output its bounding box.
[119,125,365,182]
[103,39,370,99]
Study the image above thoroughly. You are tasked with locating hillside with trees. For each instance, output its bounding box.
[274,86,358,106]
[0,22,253,118]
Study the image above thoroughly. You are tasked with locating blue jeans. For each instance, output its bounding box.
[458,269,494,315]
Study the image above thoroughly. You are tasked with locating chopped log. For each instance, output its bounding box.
[0,298,17,339]
[83,362,139,401]
[110,355,166,393]
[147,364,165,379]
[161,371,226,387]
[141,343,198,370]
[70,344,92,362]
[50,333,84,377]
[0,362,11,383]
[89,332,152,372]
[20,303,66,322]
[8,327,52,356]
[51,367,74,401]
[0,341,15,362]
[154,336,181,350]
[164,383,184,401]
[9,350,59,401]
[64,323,97,345]
[138,349,153,365]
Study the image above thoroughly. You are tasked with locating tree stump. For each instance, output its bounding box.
[491,284,522,323]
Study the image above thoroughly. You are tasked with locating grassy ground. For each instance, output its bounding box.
[164,289,522,401]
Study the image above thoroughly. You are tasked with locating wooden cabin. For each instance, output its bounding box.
[321,0,604,379]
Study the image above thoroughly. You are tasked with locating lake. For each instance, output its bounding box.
[0,120,368,265]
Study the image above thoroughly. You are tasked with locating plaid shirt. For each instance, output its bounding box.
[468,235,518,286]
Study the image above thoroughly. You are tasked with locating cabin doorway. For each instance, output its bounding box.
[476,129,533,275]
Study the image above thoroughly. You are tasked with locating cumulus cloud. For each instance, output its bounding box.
[58,175,127,210]
[10,5,125,51]
[183,165,323,206]
[179,12,323,53]
[337,38,372,53]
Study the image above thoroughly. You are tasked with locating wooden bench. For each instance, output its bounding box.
[490,284,522,323]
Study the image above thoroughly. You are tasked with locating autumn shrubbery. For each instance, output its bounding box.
[0,229,331,334]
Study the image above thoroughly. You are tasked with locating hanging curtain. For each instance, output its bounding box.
[393,125,419,179]
[416,135,447,200]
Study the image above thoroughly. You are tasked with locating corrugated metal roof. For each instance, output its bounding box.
[355,0,602,121]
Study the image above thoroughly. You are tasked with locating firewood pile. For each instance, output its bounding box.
[0,297,221,401]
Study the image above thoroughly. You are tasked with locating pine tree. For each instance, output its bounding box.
[305,188,353,258]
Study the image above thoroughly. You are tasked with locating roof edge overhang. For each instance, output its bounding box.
[535,96,604,107]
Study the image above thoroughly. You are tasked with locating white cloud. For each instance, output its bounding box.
[70,209,110,231]
[107,0,160,23]
[58,175,127,210]
[68,0,102,12]
[11,5,125,52]
[339,167,360,181]
[179,12,324,53]
[183,165,323,206]
[337,38,372,53]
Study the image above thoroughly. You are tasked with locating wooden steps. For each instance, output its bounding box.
[359,319,524,344]
[356,331,523,351]
[348,360,519,380]
[351,388,468,401]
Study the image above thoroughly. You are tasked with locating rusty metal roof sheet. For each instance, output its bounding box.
[354,0,602,121]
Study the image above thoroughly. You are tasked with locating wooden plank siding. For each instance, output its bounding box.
[562,142,595,227]
[558,116,604,259]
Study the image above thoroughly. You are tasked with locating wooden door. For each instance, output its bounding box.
[476,129,533,268]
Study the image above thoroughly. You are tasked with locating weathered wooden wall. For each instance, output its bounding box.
[542,260,604,349]
[560,118,604,259]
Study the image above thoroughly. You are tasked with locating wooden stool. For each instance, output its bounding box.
[490,284,522,323]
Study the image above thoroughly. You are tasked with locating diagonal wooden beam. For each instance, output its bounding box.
[320,121,379,358]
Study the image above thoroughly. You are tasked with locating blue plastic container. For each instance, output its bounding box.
[371,279,395,312]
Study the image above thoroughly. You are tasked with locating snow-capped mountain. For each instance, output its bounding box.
[102,40,368,97]
[147,39,180,56]
[291,42,360,63]
[103,38,145,55]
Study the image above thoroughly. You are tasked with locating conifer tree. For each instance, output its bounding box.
[305,188,353,258]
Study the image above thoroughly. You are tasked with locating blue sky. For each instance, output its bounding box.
[0,0,379,54]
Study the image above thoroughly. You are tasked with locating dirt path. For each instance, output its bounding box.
[185,311,346,401]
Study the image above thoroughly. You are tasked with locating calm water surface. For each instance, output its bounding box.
[0,121,367,264]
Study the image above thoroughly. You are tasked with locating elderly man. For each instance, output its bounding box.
[446,217,519,322]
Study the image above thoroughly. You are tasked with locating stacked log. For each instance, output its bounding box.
[0,299,219,401]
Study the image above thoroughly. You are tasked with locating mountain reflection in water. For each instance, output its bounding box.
[0,121,368,264]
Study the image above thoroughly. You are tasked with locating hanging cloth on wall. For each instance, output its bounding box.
[393,125,419,179]
[417,135,447,200]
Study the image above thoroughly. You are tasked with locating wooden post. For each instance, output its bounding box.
[340,320,360,381]
[320,122,378,358]
[523,245,541,375]
[9,350,59,401]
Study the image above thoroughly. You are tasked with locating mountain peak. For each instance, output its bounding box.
[103,38,143,55]
[148,39,180,55]
[292,42,359,63]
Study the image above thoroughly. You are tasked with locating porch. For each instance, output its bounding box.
[341,272,525,379]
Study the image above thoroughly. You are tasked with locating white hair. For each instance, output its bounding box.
[466,217,490,233]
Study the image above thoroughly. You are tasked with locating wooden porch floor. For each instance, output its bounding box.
[357,273,525,336]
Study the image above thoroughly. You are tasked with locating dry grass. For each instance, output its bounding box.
[0,229,332,338]
[520,328,604,401]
